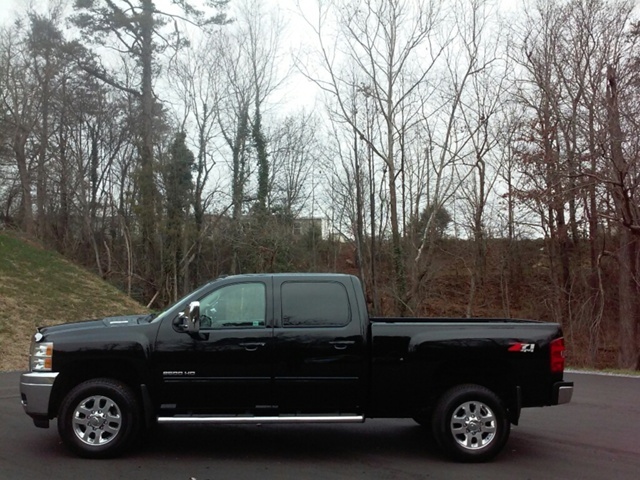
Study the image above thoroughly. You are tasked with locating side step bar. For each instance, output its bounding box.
[158,415,365,425]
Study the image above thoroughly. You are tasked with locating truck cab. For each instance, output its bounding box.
[153,274,367,416]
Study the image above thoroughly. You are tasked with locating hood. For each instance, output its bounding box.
[39,314,148,336]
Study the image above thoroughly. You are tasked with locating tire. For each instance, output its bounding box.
[431,384,510,463]
[58,378,141,458]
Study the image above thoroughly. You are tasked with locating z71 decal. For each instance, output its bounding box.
[508,343,536,353]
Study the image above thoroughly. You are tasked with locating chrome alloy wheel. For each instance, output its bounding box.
[449,400,497,450]
[72,395,122,446]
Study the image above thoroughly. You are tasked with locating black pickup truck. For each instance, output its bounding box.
[20,273,573,462]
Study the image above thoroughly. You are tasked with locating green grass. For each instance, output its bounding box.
[0,231,146,371]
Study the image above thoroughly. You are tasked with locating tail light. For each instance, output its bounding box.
[550,337,566,373]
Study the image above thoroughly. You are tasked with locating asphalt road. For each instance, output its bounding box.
[1,371,638,479]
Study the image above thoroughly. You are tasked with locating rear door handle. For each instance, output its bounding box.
[239,342,266,352]
[329,340,355,350]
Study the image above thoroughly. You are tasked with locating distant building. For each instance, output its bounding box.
[199,213,324,239]
[292,217,323,239]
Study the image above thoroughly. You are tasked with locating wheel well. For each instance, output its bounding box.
[417,360,518,420]
[50,360,144,419]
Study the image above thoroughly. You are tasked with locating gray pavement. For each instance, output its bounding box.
[0,371,638,479]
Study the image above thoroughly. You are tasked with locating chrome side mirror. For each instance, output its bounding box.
[186,301,200,334]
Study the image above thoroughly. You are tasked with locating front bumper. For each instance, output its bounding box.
[552,381,574,405]
[20,372,59,428]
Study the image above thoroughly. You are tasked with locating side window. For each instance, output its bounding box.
[199,283,266,328]
[281,282,350,327]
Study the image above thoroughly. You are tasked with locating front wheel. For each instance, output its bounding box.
[58,378,140,458]
[431,384,510,462]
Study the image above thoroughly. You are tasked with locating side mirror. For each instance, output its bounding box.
[186,301,200,334]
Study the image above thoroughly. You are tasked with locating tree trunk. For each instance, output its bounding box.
[617,232,639,369]
[13,128,35,236]
[386,59,406,315]
[139,0,158,296]
[607,65,640,369]
[36,80,49,240]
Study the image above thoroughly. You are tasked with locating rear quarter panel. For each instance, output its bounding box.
[369,319,563,417]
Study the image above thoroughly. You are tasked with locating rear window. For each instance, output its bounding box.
[281,282,350,327]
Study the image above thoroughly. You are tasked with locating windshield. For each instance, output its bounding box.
[149,280,218,324]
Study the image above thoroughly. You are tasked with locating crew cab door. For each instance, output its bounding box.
[272,278,365,414]
[153,279,274,415]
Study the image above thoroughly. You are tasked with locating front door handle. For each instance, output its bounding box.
[329,340,355,350]
[239,342,266,352]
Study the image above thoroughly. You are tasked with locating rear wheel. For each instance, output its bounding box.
[58,378,140,458]
[431,384,510,462]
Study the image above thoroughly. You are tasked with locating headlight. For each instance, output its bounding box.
[30,340,53,372]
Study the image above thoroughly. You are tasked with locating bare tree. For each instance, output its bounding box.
[511,0,639,368]
[167,34,225,290]
[0,21,38,236]
[268,112,319,218]
[70,0,228,300]
[300,0,447,314]
[213,0,285,272]
[452,0,510,316]
[605,62,640,369]
[407,0,502,315]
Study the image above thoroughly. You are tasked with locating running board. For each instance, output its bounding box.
[157,415,365,425]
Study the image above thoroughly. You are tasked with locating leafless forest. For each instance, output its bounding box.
[1,0,639,369]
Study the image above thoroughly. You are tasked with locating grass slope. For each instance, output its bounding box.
[0,232,146,371]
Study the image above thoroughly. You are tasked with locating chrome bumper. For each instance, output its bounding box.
[553,381,574,405]
[20,372,59,427]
